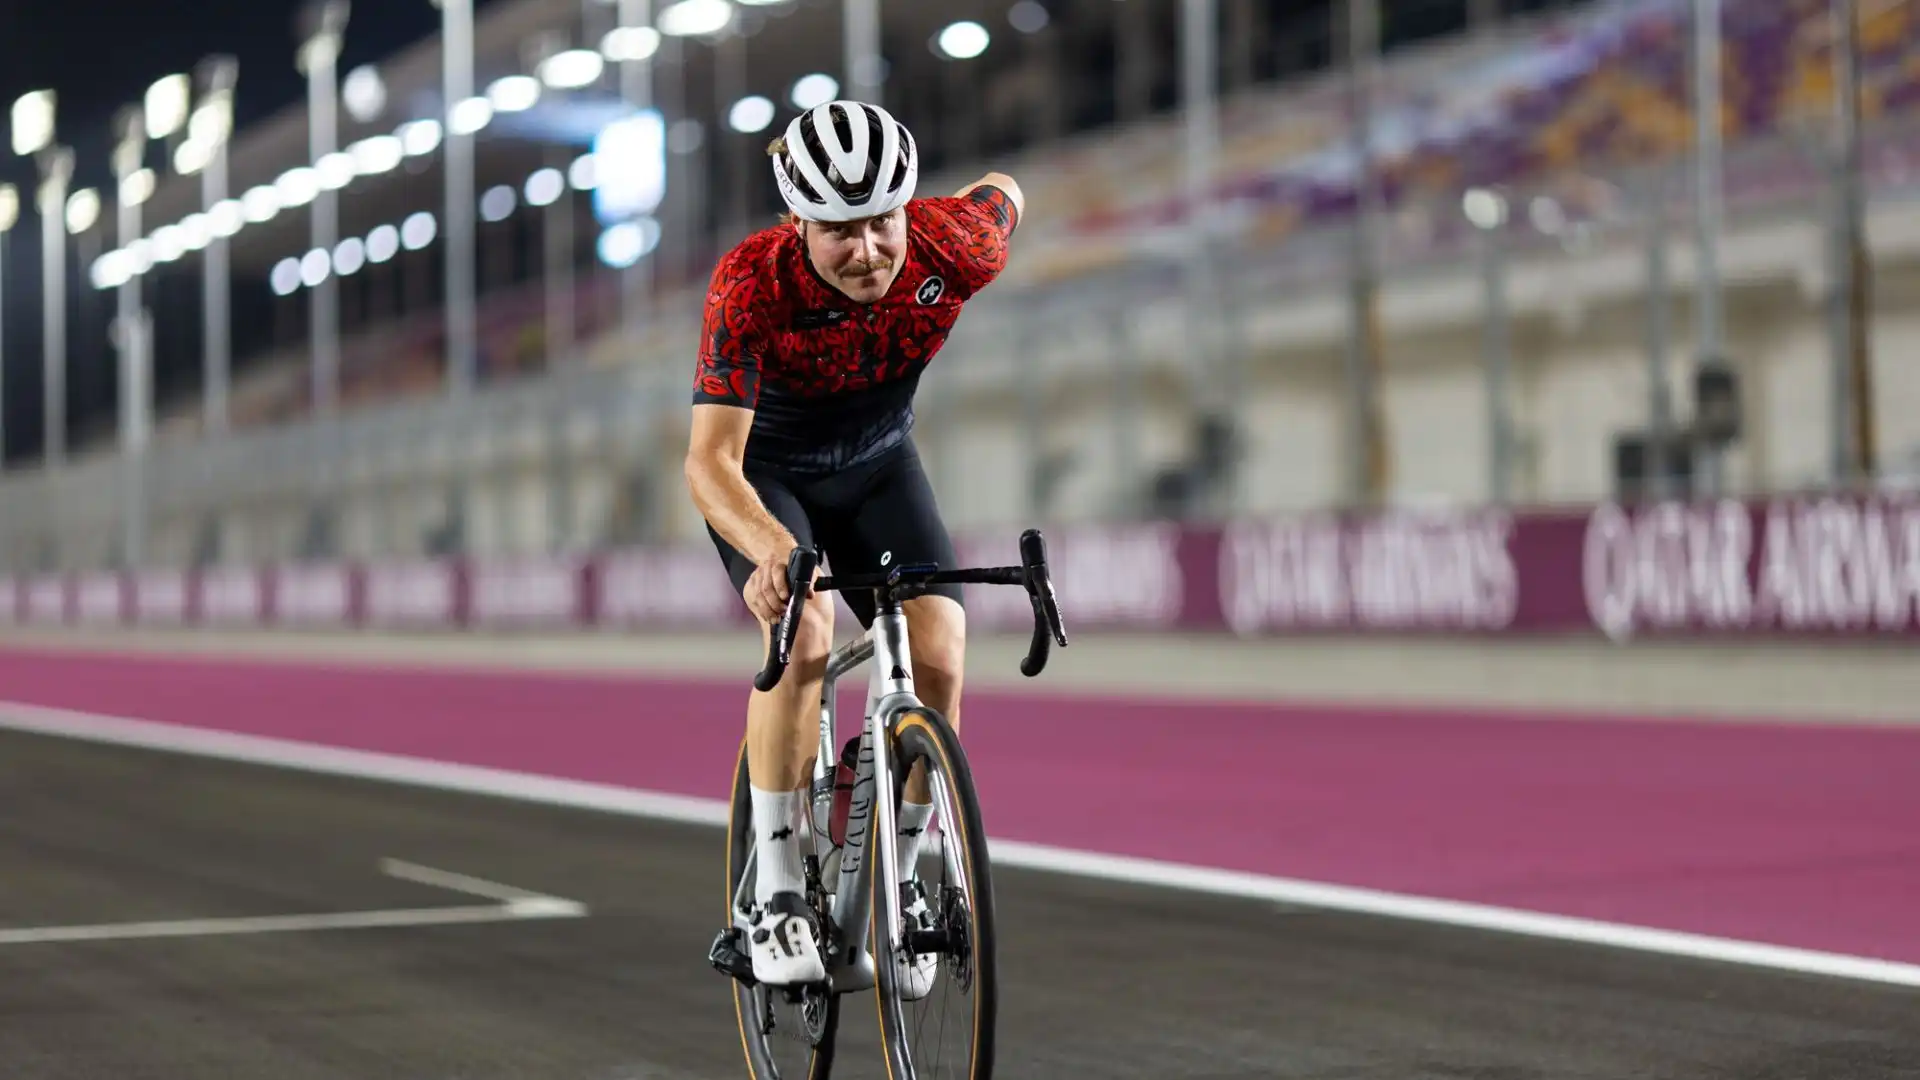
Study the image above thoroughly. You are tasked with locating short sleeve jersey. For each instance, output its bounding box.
[693,186,1019,474]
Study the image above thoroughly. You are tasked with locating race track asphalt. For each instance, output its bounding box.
[2,728,1915,1080]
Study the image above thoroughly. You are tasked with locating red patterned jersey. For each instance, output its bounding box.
[693,186,1018,473]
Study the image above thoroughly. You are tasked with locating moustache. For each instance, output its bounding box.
[840,258,892,278]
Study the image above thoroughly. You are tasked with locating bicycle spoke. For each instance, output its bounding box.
[877,709,994,1080]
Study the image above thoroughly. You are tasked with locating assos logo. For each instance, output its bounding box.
[915,276,944,305]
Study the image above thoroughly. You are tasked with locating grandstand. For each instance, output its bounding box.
[198,0,1920,421]
[1035,0,1920,266]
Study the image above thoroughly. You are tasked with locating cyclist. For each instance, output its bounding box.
[683,100,1022,990]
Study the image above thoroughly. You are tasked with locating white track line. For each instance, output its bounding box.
[378,858,589,918]
[380,857,552,903]
[2,701,1916,988]
[0,855,586,947]
[0,702,726,826]
[0,902,580,946]
[983,841,1920,989]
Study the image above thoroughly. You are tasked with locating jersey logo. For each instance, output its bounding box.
[915,276,945,305]
[792,308,850,329]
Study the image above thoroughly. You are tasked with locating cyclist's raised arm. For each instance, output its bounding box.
[683,252,794,568]
[920,174,1023,299]
[952,171,1025,227]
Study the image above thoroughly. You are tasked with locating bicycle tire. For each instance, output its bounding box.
[872,708,998,1080]
[725,737,839,1080]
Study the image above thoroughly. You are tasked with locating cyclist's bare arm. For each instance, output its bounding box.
[685,403,794,568]
[953,172,1025,223]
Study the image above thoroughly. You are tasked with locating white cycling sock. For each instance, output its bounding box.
[897,799,935,880]
[751,784,805,906]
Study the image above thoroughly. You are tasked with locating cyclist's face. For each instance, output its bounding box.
[804,210,905,303]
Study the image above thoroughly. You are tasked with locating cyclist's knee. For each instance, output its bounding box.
[789,591,836,681]
[755,589,835,687]
[904,596,965,694]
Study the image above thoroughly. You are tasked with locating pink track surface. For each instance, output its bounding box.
[2,645,1917,965]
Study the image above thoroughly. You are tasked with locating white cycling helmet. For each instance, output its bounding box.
[771,100,919,222]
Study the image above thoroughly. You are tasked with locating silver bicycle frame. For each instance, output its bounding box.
[809,605,918,993]
[729,599,972,996]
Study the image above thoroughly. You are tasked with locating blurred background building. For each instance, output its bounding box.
[0,0,1912,574]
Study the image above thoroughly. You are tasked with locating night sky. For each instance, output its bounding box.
[0,0,508,465]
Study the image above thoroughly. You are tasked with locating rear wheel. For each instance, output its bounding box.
[725,737,838,1080]
[872,708,997,1080]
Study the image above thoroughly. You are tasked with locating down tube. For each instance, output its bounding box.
[828,656,886,988]
[869,701,906,960]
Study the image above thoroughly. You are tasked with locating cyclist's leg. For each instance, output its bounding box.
[706,472,835,984]
[812,438,966,859]
[811,437,965,1001]
[707,475,830,794]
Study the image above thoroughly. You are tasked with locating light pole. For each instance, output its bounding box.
[137,75,185,407]
[63,187,101,423]
[298,1,349,418]
[112,105,154,567]
[1691,0,1726,496]
[613,0,655,331]
[194,55,238,437]
[0,183,16,472]
[36,147,74,470]
[13,90,61,467]
[431,0,477,397]
[845,0,881,105]
[1464,189,1515,505]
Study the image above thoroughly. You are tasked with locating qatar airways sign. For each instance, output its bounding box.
[1218,510,1520,634]
[469,558,581,626]
[275,564,353,625]
[954,524,1185,631]
[134,572,189,624]
[199,567,263,624]
[364,561,457,626]
[6,493,1914,643]
[1581,495,1920,640]
[596,548,741,627]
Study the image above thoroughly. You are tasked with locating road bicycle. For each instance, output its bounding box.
[709,529,1068,1080]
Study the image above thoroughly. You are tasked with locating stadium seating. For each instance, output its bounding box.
[1037,0,1920,254]
[212,0,1920,431]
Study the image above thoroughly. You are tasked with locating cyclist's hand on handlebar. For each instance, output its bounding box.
[746,544,813,624]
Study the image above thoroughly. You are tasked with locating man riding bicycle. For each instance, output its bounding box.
[682,100,1023,990]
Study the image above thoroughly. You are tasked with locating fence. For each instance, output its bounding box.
[7,488,1916,643]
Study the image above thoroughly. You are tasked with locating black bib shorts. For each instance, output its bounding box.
[706,438,964,630]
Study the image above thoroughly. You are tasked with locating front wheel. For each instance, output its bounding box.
[872,708,998,1080]
[725,737,838,1080]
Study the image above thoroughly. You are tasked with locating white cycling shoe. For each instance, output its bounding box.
[895,881,941,1002]
[749,891,827,986]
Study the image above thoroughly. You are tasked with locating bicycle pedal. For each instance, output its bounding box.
[707,927,757,987]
